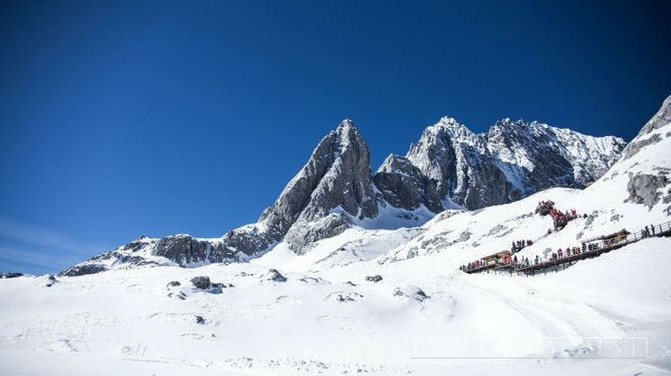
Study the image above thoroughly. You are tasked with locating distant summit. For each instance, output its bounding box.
[381,117,625,210]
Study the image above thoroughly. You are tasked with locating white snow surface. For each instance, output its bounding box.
[1,104,671,375]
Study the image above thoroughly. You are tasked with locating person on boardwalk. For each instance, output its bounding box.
[651,224,656,235]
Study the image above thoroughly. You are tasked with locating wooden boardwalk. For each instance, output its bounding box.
[463,221,671,276]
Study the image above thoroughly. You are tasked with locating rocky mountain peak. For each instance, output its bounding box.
[400,116,627,210]
[257,120,379,252]
[336,118,355,131]
[333,119,366,153]
[377,154,411,174]
[490,118,530,133]
[424,116,478,143]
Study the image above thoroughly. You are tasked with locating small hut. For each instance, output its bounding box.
[481,250,512,266]
[601,229,630,246]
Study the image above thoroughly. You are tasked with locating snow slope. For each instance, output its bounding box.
[1,236,669,375]
[1,97,670,375]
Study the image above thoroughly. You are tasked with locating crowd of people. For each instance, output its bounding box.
[535,200,555,216]
[536,201,581,232]
[511,239,533,253]
[549,207,579,230]
[514,245,590,267]
[461,260,487,271]
[462,243,597,272]
[642,224,658,238]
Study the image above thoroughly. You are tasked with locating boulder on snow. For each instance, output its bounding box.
[365,274,383,283]
[326,291,364,303]
[195,315,205,325]
[166,281,181,288]
[627,172,669,208]
[167,291,187,300]
[210,282,234,294]
[393,285,429,302]
[190,276,211,290]
[45,275,58,287]
[262,269,287,282]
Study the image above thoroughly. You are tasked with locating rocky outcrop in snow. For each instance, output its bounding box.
[620,96,671,210]
[59,233,268,276]
[627,173,669,209]
[635,96,671,138]
[622,96,671,160]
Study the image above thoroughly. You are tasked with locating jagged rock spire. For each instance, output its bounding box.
[259,119,378,251]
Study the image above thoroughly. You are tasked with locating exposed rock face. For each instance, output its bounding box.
[155,235,211,265]
[59,234,260,277]
[622,96,671,160]
[153,233,265,266]
[627,173,669,208]
[285,213,351,253]
[374,155,444,212]
[220,227,273,259]
[267,120,379,251]
[60,263,108,277]
[636,96,671,138]
[398,117,625,209]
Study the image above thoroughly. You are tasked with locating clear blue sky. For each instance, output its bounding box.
[1,0,669,274]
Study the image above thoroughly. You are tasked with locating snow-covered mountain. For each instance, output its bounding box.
[62,114,626,275]
[378,116,625,210]
[1,96,670,376]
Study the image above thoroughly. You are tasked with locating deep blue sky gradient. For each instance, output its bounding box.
[1,0,670,274]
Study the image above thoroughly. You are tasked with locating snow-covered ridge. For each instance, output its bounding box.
[398,116,626,209]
